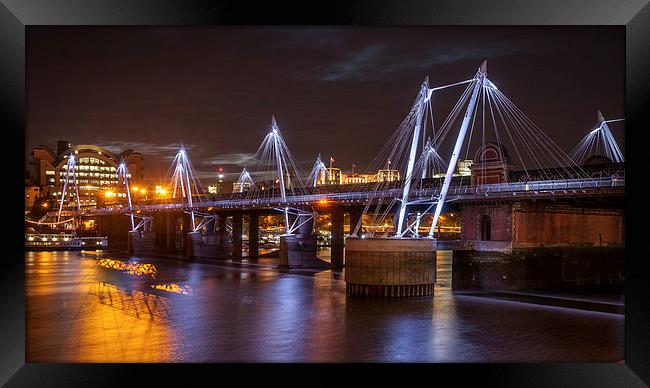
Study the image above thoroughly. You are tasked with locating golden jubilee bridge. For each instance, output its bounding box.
[41,61,625,297]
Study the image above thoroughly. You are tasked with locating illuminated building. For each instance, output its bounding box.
[342,172,375,184]
[456,159,473,176]
[325,167,342,185]
[29,141,143,208]
[209,169,226,194]
[430,159,473,178]
[376,169,400,182]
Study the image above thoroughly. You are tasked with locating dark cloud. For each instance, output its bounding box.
[313,39,545,82]
[204,152,257,166]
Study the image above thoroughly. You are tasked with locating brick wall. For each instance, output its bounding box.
[460,203,512,241]
[512,203,624,248]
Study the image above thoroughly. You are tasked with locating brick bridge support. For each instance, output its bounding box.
[452,198,625,292]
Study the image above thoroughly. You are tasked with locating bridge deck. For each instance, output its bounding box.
[58,177,624,216]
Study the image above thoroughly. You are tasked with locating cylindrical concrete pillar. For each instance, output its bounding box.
[345,237,437,297]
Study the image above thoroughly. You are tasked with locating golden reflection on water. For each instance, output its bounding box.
[97,258,158,278]
[26,251,180,362]
[150,283,193,296]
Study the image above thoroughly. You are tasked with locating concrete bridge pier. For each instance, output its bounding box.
[349,209,362,237]
[204,218,219,258]
[187,230,204,259]
[126,222,154,255]
[182,213,193,258]
[232,214,243,260]
[140,218,155,252]
[248,213,259,260]
[330,210,345,269]
[97,214,131,251]
[216,214,232,256]
[278,211,326,269]
[127,230,141,254]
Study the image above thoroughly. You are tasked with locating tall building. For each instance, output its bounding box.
[28,141,143,209]
[208,169,226,194]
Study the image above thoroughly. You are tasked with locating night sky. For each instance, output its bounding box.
[26,26,624,184]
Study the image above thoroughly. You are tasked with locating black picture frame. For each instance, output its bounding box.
[2,0,649,386]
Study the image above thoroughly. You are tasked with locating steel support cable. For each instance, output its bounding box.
[491,89,562,180]
[484,88,514,182]
[498,93,580,179]
[494,89,591,180]
[486,89,532,181]
[490,89,549,179]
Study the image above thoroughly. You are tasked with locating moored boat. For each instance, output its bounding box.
[25,233,108,251]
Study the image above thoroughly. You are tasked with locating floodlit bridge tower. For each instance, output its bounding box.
[116,161,135,231]
[37,152,83,233]
[428,61,487,237]
[346,59,590,297]
[308,153,328,187]
[570,110,624,165]
[252,116,313,236]
[170,144,206,231]
[234,167,255,192]
[57,153,81,224]
[248,116,321,268]
[118,160,155,253]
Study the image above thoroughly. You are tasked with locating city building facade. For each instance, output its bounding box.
[28,140,143,209]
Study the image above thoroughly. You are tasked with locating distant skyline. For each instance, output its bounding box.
[27,26,624,183]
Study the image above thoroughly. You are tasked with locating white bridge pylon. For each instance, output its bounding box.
[115,161,154,232]
[570,110,624,164]
[235,166,256,192]
[308,153,328,187]
[392,61,487,238]
[252,116,314,235]
[426,61,488,237]
[169,144,213,233]
[57,153,81,223]
[379,59,590,239]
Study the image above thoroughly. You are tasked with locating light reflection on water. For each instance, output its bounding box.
[25,250,623,362]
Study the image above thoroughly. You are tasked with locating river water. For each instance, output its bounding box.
[25,250,623,362]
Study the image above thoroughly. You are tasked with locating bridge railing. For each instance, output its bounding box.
[70,176,624,215]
